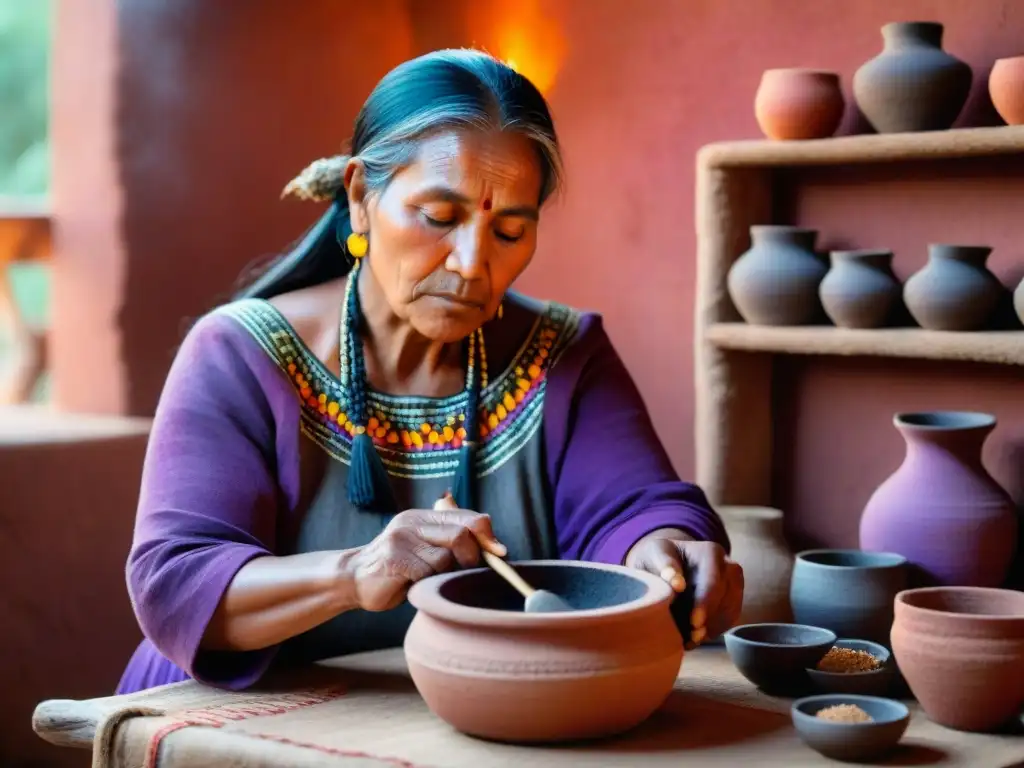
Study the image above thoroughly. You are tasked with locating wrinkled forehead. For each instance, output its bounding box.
[402,129,543,203]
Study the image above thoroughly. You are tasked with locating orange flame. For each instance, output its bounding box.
[465,0,565,95]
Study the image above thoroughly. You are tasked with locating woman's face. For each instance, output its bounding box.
[347,129,544,343]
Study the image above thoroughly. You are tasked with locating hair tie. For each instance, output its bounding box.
[281,155,350,202]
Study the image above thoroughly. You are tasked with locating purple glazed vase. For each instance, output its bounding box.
[859,412,1018,588]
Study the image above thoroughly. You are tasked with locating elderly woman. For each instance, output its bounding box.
[118,49,742,694]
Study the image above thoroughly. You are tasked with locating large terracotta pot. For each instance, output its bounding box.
[717,506,793,626]
[819,249,901,329]
[903,244,1002,331]
[754,68,845,140]
[727,226,827,326]
[790,549,908,647]
[891,587,1024,732]
[853,21,972,133]
[989,55,1024,125]
[405,560,682,743]
[859,412,1018,588]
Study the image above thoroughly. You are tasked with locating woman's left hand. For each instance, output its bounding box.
[626,528,744,648]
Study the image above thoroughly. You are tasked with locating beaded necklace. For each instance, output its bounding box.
[340,256,487,513]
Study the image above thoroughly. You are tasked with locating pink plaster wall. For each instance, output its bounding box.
[51,1,1024,550]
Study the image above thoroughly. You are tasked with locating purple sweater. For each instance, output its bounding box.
[118,306,727,693]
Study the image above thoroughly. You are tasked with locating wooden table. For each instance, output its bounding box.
[33,647,1023,768]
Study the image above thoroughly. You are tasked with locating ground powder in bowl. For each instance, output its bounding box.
[816,647,882,673]
[815,703,874,723]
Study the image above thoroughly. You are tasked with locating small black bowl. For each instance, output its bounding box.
[807,638,895,697]
[792,694,909,762]
[724,623,836,695]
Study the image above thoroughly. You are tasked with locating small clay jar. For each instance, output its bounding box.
[819,249,901,329]
[989,55,1024,125]
[716,506,794,627]
[727,225,827,326]
[903,245,1002,331]
[853,22,972,133]
[754,69,845,140]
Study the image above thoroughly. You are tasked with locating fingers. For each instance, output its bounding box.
[427,495,507,556]
[707,560,745,639]
[689,543,728,634]
[634,538,688,593]
[413,523,481,569]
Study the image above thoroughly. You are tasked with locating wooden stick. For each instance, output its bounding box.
[481,550,536,598]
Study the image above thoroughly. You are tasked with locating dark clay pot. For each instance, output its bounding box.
[859,412,1018,588]
[790,550,908,647]
[727,226,827,326]
[903,245,1002,331]
[853,22,972,133]
[819,250,901,328]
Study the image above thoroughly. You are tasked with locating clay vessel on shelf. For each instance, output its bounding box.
[727,226,827,326]
[891,587,1024,732]
[819,249,901,328]
[903,244,1002,331]
[860,412,1018,588]
[1014,276,1024,326]
[989,55,1024,125]
[754,69,845,140]
[404,560,682,743]
[716,506,793,627]
[853,22,972,133]
[790,550,908,647]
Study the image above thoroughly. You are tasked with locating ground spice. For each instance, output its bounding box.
[816,647,882,673]
[816,704,874,723]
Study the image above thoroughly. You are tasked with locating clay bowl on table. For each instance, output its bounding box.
[806,638,896,696]
[404,560,683,743]
[891,586,1024,732]
[791,694,910,762]
[790,549,908,646]
[723,623,836,695]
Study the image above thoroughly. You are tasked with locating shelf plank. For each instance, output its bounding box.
[698,126,1024,168]
[706,323,1024,366]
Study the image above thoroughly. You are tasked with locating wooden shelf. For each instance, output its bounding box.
[706,324,1024,367]
[698,125,1024,168]
[693,126,1024,507]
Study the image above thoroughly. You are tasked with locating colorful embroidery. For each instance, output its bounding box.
[219,299,581,479]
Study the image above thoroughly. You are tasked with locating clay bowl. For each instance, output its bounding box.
[891,586,1024,732]
[754,68,845,140]
[990,55,1024,125]
[791,694,910,762]
[807,638,896,697]
[724,623,837,695]
[404,560,683,743]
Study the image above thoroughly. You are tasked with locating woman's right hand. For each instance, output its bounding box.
[349,497,506,612]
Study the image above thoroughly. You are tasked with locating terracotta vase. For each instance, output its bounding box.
[891,587,1024,732]
[754,68,845,140]
[790,550,908,647]
[819,249,901,328]
[903,244,1003,331]
[716,506,794,628]
[404,560,682,743]
[859,412,1018,588]
[727,226,827,326]
[989,55,1024,125]
[853,22,972,133]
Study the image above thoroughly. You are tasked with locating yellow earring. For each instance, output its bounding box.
[497,301,504,320]
[346,232,368,258]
